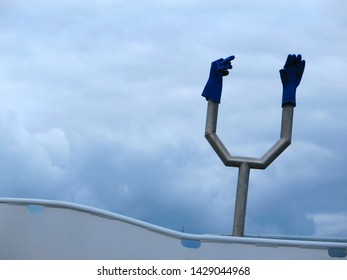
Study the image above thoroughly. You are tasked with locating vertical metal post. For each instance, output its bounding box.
[232,163,250,237]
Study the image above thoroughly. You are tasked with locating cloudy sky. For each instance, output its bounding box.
[0,0,346,237]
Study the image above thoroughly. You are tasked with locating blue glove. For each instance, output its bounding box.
[280,54,305,107]
[202,55,235,103]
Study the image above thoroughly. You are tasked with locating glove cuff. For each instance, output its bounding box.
[202,77,223,103]
[282,86,296,107]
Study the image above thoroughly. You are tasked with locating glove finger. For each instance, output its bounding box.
[279,68,288,83]
[217,62,232,71]
[296,54,302,64]
[226,63,233,70]
[221,55,235,64]
[222,70,229,76]
[290,54,297,67]
[298,60,305,75]
[283,54,291,68]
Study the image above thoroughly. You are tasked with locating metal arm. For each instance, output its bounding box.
[204,100,295,236]
[205,100,294,169]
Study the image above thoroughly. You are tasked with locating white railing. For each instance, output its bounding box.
[1,198,346,259]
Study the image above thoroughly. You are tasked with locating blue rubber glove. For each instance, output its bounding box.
[202,55,235,103]
[280,54,305,107]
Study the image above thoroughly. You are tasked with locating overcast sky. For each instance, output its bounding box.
[0,0,346,237]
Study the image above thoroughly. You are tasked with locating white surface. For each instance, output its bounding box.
[0,198,346,259]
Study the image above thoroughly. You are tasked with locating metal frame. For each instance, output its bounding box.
[205,100,294,236]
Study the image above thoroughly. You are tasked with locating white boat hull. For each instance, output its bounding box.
[1,198,346,260]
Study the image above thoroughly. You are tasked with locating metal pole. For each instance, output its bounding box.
[232,163,250,237]
[202,54,304,237]
[204,102,294,237]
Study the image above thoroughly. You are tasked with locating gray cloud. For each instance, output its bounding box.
[0,0,346,237]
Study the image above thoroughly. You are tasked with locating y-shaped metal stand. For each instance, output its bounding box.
[205,100,294,236]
